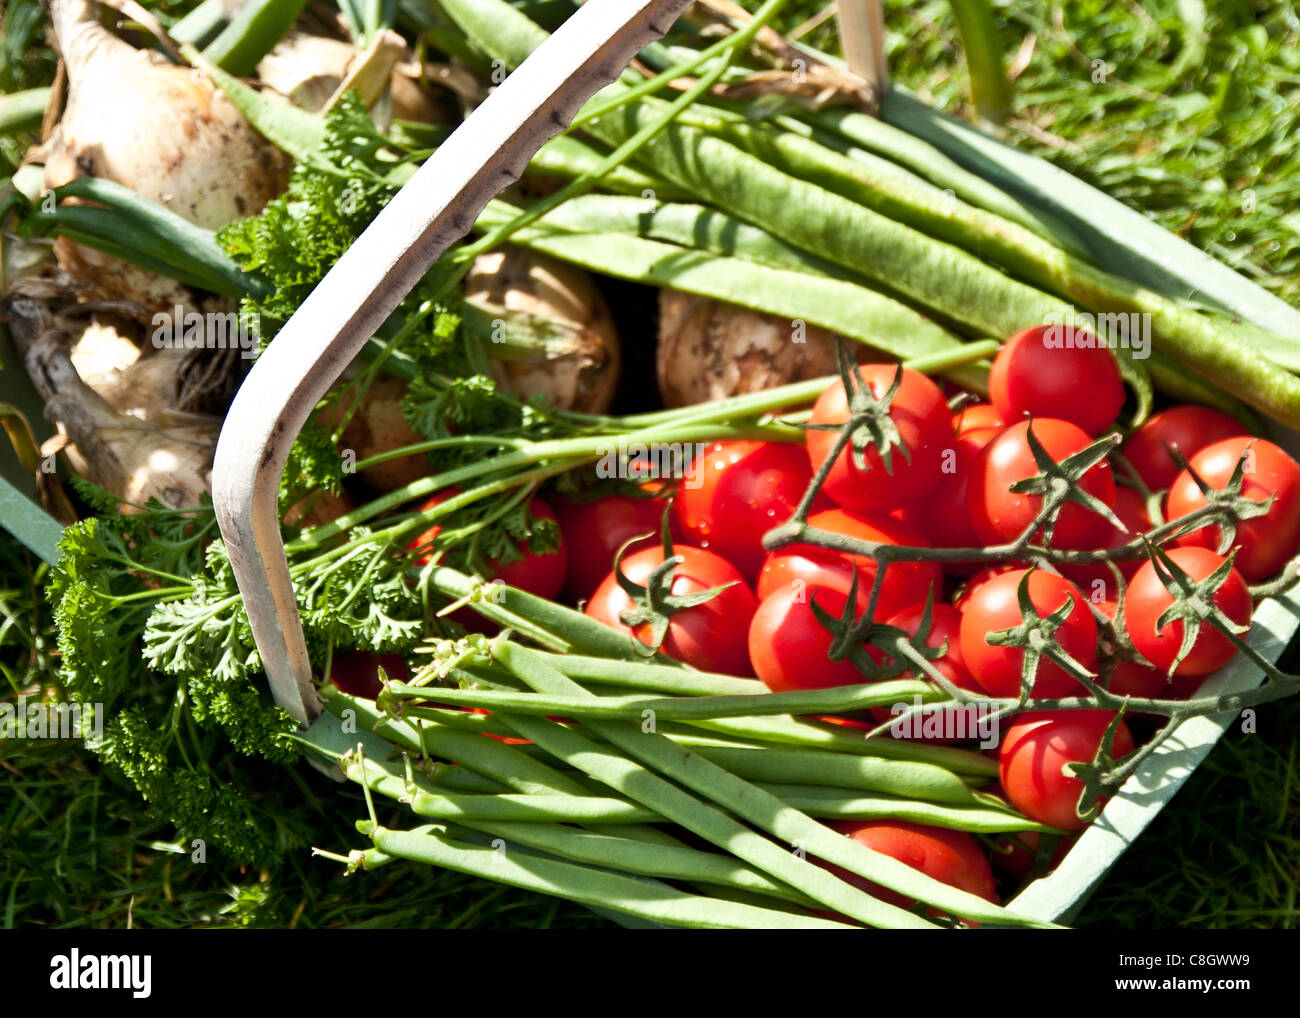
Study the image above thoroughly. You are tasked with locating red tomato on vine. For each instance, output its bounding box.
[966,418,1117,550]
[959,569,1097,698]
[999,711,1135,831]
[805,365,952,514]
[555,493,667,600]
[757,509,941,622]
[586,542,757,676]
[1125,546,1252,678]
[1165,436,1300,581]
[673,440,822,582]
[988,325,1125,437]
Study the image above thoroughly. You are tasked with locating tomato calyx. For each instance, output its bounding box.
[1008,423,1126,546]
[1060,705,1136,826]
[804,581,902,681]
[1093,586,1156,681]
[874,592,975,700]
[982,569,1100,701]
[1166,444,1274,552]
[1143,539,1251,675]
[610,515,740,658]
[802,574,953,686]
[808,359,912,477]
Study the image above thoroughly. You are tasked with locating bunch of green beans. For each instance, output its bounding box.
[309,559,1058,930]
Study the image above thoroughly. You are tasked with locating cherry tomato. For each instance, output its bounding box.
[673,440,821,582]
[999,711,1135,830]
[988,830,1074,882]
[463,708,532,745]
[406,488,460,565]
[555,493,666,601]
[967,418,1117,549]
[748,585,865,692]
[952,563,1024,613]
[827,820,998,912]
[866,603,983,741]
[988,325,1124,436]
[1058,484,1152,598]
[952,402,1005,436]
[407,491,567,600]
[482,499,568,602]
[1165,436,1300,581]
[898,425,999,555]
[1122,404,1245,490]
[959,569,1097,698]
[756,509,941,621]
[327,651,408,699]
[881,602,977,691]
[1094,600,1167,700]
[1125,547,1252,677]
[585,544,757,675]
[806,365,952,513]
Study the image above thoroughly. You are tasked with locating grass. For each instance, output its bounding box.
[0,531,606,930]
[786,0,1300,301]
[2,0,1298,929]
[1077,694,1300,929]
[2,738,608,928]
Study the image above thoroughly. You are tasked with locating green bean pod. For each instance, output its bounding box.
[584,100,1299,424]
[0,88,50,136]
[493,643,1053,927]
[761,786,1055,834]
[345,755,659,823]
[460,819,817,908]
[473,203,986,386]
[685,744,980,805]
[388,677,940,721]
[321,685,588,794]
[362,823,854,929]
[441,0,1295,425]
[665,716,999,777]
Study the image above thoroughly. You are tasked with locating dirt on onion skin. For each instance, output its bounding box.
[656,289,866,407]
[40,0,289,312]
[467,247,621,414]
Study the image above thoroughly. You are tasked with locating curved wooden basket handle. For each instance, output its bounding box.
[212,0,695,726]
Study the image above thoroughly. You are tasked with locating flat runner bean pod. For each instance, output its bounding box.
[877,87,1300,340]
[801,106,1088,250]
[484,194,866,283]
[446,0,1300,425]
[471,206,988,387]
[670,103,1092,284]
[527,134,687,199]
[582,99,1300,425]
